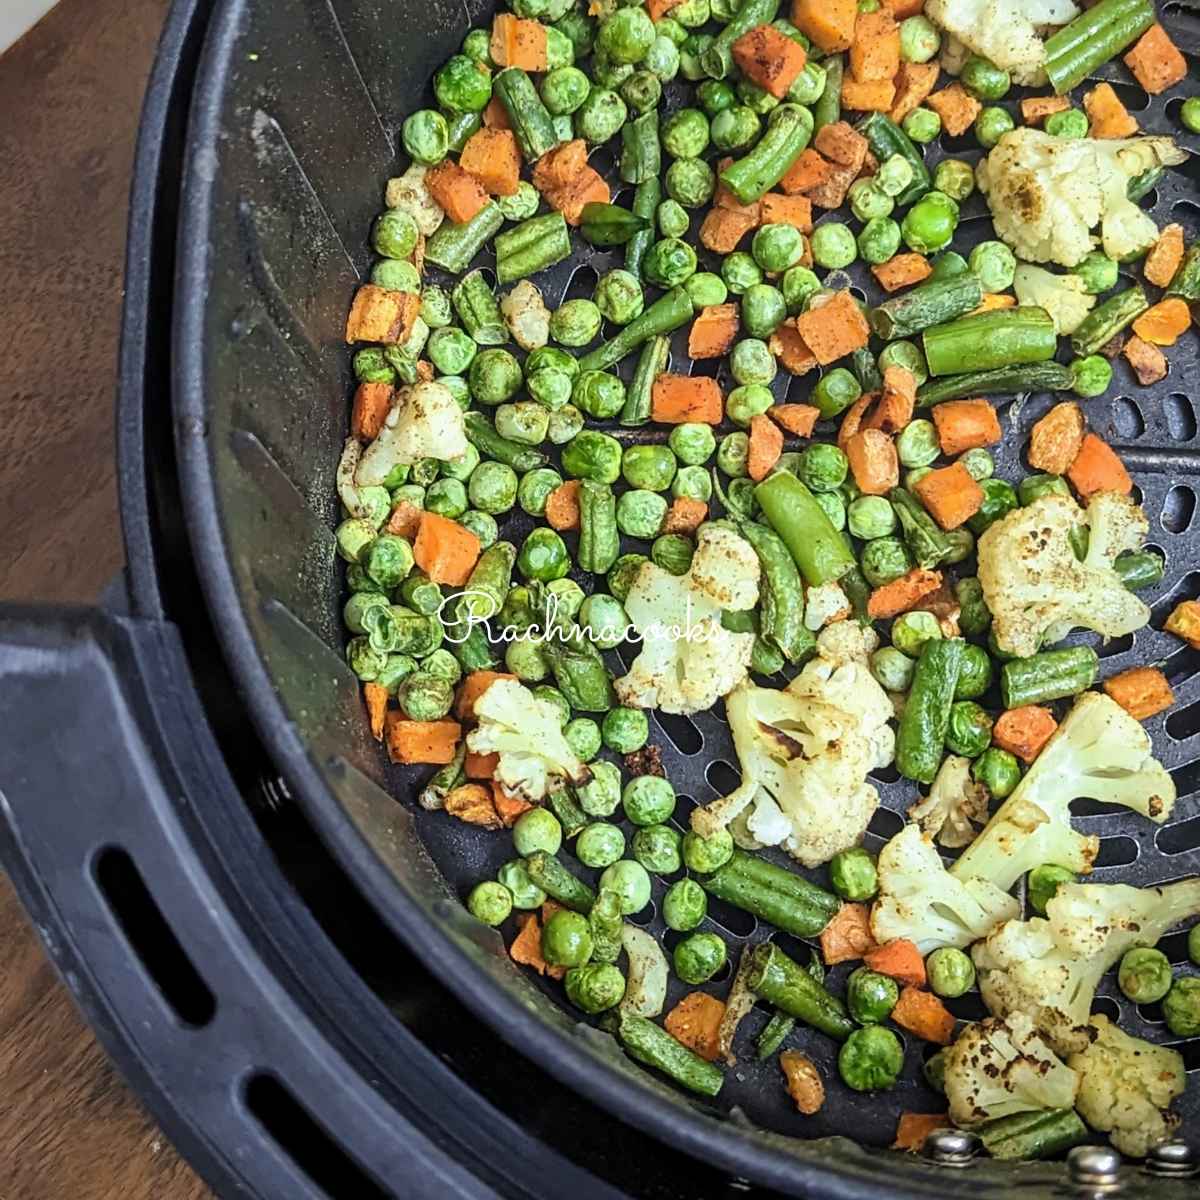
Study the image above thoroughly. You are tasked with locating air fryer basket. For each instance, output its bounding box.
[174,0,1199,1190]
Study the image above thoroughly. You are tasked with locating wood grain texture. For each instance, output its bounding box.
[0,0,211,1196]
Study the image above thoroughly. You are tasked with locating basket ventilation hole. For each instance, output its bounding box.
[563,263,598,303]
[705,758,741,796]
[1163,643,1200,687]
[1165,687,1200,744]
[1111,396,1145,440]
[1156,812,1200,855]
[705,894,758,936]
[1091,995,1121,1022]
[1163,486,1197,534]
[94,848,216,1028]
[1169,756,1200,801]
[626,899,657,927]
[1097,631,1134,660]
[867,807,904,840]
[655,710,703,755]
[871,762,901,786]
[689,356,721,378]
[944,992,988,1022]
[1159,928,1198,965]
[1092,835,1140,869]
[245,1075,389,1199]
[1166,393,1198,442]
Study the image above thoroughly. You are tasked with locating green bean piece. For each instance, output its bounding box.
[701,0,781,78]
[727,511,814,663]
[856,112,930,207]
[625,178,662,279]
[541,631,615,713]
[1114,549,1165,592]
[744,943,855,1040]
[494,67,559,161]
[978,1110,1089,1161]
[419,745,466,810]
[523,851,596,912]
[889,486,951,569]
[1070,286,1149,357]
[494,211,572,284]
[755,1011,796,1060]
[917,361,1075,407]
[922,307,1057,377]
[869,273,983,341]
[578,482,621,575]
[1000,645,1098,708]
[1043,0,1154,93]
[621,334,669,428]
[1167,242,1200,300]
[620,110,661,184]
[578,287,694,372]
[755,471,856,586]
[896,637,965,784]
[609,1010,724,1097]
[719,104,813,204]
[700,850,840,938]
[425,203,504,273]
[587,888,626,963]
[813,53,843,132]
[451,270,507,345]
[546,786,589,839]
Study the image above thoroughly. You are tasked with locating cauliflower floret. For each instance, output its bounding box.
[1012,266,1096,334]
[355,381,468,485]
[616,525,760,715]
[500,281,550,351]
[944,1013,1080,1127]
[870,824,1020,953]
[467,678,590,802]
[926,0,1078,85]
[972,878,1200,1053]
[978,491,1151,657]
[690,623,895,867]
[802,581,852,630]
[907,754,989,848]
[385,163,444,236]
[977,128,1186,267]
[1068,1015,1186,1157]
[951,692,1176,892]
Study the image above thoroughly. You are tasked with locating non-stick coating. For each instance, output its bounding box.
[174,0,1199,1192]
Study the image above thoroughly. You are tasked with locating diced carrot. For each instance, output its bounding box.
[1144,223,1185,288]
[688,303,740,358]
[792,0,856,52]
[413,511,481,586]
[778,148,837,196]
[807,161,860,209]
[886,0,925,18]
[699,206,757,253]
[733,24,808,98]
[863,938,926,987]
[543,166,610,225]
[1020,94,1070,125]
[893,1112,951,1152]
[972,292,1016,314]
[425,160,490,224]
[993,705,1058,764]
[664,992,727,1062]
[931,398,1002,456]
[768,403,821,436]
[840,76,896,111]
[779,1051,825,1114]
[1123,334,1169,385]
[1067,432,1132,498]
[345,285,420,344]
[647,0,684,19]
[532,140,610,224]
[454,671,515,721]
[891,986,956,1045]
[459,127,522,197]
[1124,24,1187,95]
[509,912,565,979]
[759,191,814,232]
[364,682,388,742]
[889,61,939,123]
[795,290,870,364]
[813,121,869,173]
[492,781,532,827]
[651,374,724,424]
[385,715,463,765]
[1132,296,1191,346]
[385,499,424,540]
[352,381,394,440]
[850,8,900,83]
[662,496,709,535]
[748,412,785,481]
[1083,82,1138,139]
[819,902,878,965]
[1166,599,1200,649]
[837,391,874,449]
[913,462,984,530]
[490,12,548,71]
[464,750,500,780]
[1103,666,1175,721]
[867,365,917,434]
[1028,400,1086,475]
[926,83,981,136]
[872,252,931,292]
[845,429,899,495]
[866,567,943,619]
[544,478,583,531]
[767,322,818,375]
[483,94,512,130]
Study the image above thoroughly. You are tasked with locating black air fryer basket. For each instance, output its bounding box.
[1,0,1199,1195]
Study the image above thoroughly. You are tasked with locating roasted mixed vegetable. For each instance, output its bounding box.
[337,0,1200,1163]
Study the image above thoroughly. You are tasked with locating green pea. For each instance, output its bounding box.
[621,68,663,114]
[848,495,896,540]
[370,257,421,293]
[353,347,396,385]
[616,489,668,539]
[599,860,652,914]
[698,79,736,116]
[946,700,993,758]
[651,532,694,575]
[954,644,993,700]
[542,908,594,967]
[725,384,772,429]
[643,237,698,288]
[1163,978,1200,1037]
[575,86,628,143]
[579,593,631,649]
[660,107,709,159]
[593,269,645,326]
[674,931,727,984]
[848,178,894,223]
[717,431,749,477]
[684,271,728,308]
[777,266,817,317]
[893,418,938,468]
[870,645,915,692]
[730,338,777,387]
[858,216,901,265]
[577,822,627,869]
[1071,355,1113,399]
[631,824,682,875]
[604,706,649,753]
[878,339,928,385]
[424,326,474,376]
[666,157,715,208]
[398,672,454,721]
[496,181,541,221]
[891,610,941,658]
[838,1025,903,1092]
[1189,923,1200,966]
[737,77,779,115]
[573,370,627,419]
[787,60,826,105]
[752,223,804,273]
[598,6,655,64]
[662,879,706,931]
[901,190,958,254]
[710,105,761,152]
[1075,251,1119,295]
[541,65,591,115]
[565,963,626,1015]
[682,828,733,873]
[419,284,453,329]
[518,467,564,517]
[425,478,468,519]
[513,808,563,857]
[577,760,621,817]
[902,106,941,144]
[505,636,550,683]
[468,348,522,405]
[550,299,603,347]
[846,967,899,1024]
[608,553,648,602]
[532,685,571,728]
[673,464,712,501]
[435,54,492,113]
[811,222,857,269]
[1045,107,1089,139]
[673,0,710,26]
[518,527,570,582]
[547,577,585,622]
[402,109,449,164]
[830,847,878,901]
[860,536,912,587]
[799,444,848,492]
[497,860,545,910]
[1117,947,1173,1004]
[721,251,764,296]
[372,208,420,261]
[975,105,1014,149]
[565,717,602,762]
[527,368,574,412]
[973,747,1021,799]
[468,461,519,515]
[549,405,586,445]
[467,881,513,926]
[740,284,787,339]
[669,422,717,466]
[622,443,678,491]
[899,14,940,62]
[461,27,493,64]
[655,200,688,241]
[1180,96,1200,134]
[960,54,1010,100]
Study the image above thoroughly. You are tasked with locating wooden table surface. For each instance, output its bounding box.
[0,1,211,1196]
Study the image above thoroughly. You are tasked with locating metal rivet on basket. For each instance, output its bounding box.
[920,1127,979,1167]
[1145,1140,1199,1178]
[1068,1145,1122,1191]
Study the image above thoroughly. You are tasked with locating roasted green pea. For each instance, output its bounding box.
[550,299,603,347]
[622,444,678,491]
[565,717,603,762]
[573,370,627,419]
[946,700,993,758]
[846,967,899,1024]
[593,269,645,326]
[631,824,682,875]
[575,86,628,143]
[961,55,1010,100]
[698,79,736,116]
[541,65,591,115]
[711,105,761,152]
[858,216,901,265]
[371,257,421,293]
[1076,251,1119,294]
[752,223,805,273]
[353,347,395,385]
[894,418,939,468]
[661,107,710,159]
[605,706,650,753]
[722,251,764,295]
[643,237,698,288]
[674,932,727,985]
[860,536,912,588]
[468,348,522,405]
[899,14,940,62]
[726,384,773,428]
[830,847,878,901]
[666,157,715,208]
[730,338,777,386]
[425,478,468,519]
[663,878,707,930]
[1071,355,1113,399]
[870,645,915,692]
[528,368,574,411]
[891,610,941,658]
[435,54,492,113]
[975,105,1014,149]
[717,431,750,477]
[652,533,694,575]
[878,339,927,384]
[468,462,519,514]
[506,636,550,683]
[513,808,564,857]
[685,271,727,308]
[682,828,733,873]
[398,672,454,720]
[737,78,779,115]
[599,859,652,914]
[902,106,941,144]
[402,109,450,164]
[848,178,894,223]
[673,464,712,501]
[1163,978,1200,1036]
[799,444,849,493]
[498,860,545,910]
[598,5,655,63]
[518,528,570,582]
[656,198,689,239]
[616,489,668,539]
[542,908,594,967]
[740,283,788,338]
[787,60,826,105]
[579,593,630,650]
[811,222,857,269]
[1118,947,1173,1004]
[838,1025,903,1091]
[467,881,512,926]
[973,747,1020,799]
[577,822,627,869]
[927,947,975,998]
[933,158,974,202]
[517,468,563,518]
[902,190,959,254]
[1045,107,1089,139]
[673,0,710,25]
[669,422,716,466]
[848,495,896,540]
